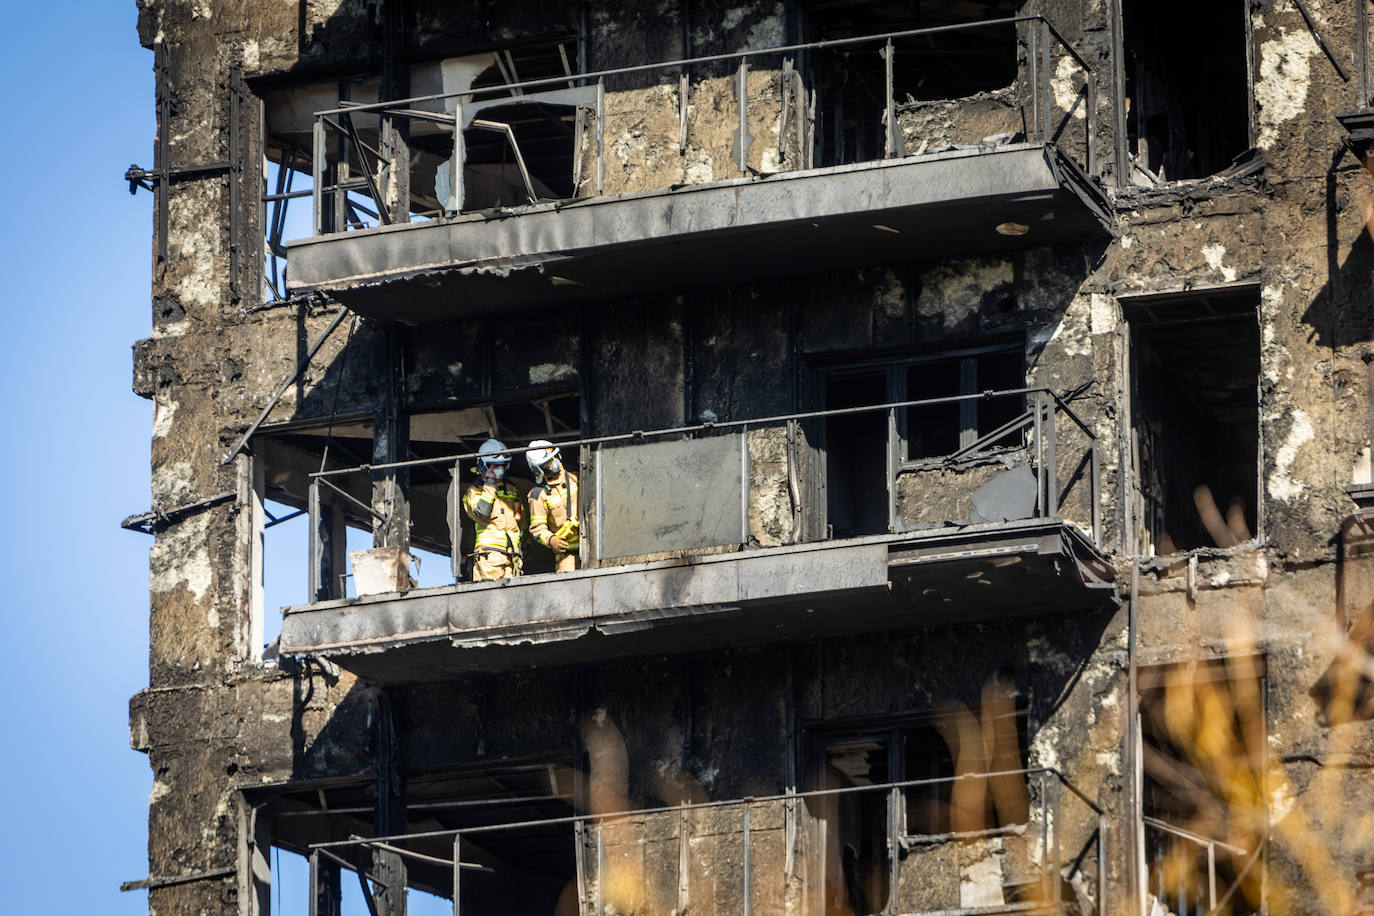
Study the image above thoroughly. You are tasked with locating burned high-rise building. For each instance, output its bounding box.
[124,1,1374,913]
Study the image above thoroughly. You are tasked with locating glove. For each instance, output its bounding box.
[548,535,569,552]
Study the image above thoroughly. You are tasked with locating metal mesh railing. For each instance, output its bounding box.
[304,767,1107,916]
[306,16,1097,234]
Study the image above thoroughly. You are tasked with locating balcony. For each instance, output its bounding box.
[278,389,1118,683]
[283,17,1112,322]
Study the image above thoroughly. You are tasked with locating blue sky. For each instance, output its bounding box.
[0,4,160,912]
[0,7,452,912]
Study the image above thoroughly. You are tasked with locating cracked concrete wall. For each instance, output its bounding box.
[128,0,1374,911]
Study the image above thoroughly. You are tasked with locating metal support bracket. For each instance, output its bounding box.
[221,308,352,464]
[1292,0,1350,82]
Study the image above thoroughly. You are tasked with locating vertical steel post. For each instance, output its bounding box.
[1207,843,1217,911]
[450,461,463,583]
[742,803,753,916]
[678,807,690,914]
[1032,395,1044,516]
[884,38,898,158]
[312,116,326,235]
[679,71,690,153]
[575,820,589,915]
[886,786,900,914]
[888,406,899,533]
[309,479,324,601]
[1045,395,1058,516]
[450,100,465,215]
[1091,439,1102,546]
[1050,777,1062,904]
[1098,816,1108,916]
[1027,22,1039,144]
[1040,20,1051,141]
[452,834,461,916]
[596,79,606,195]
[310,850,320,916]
[1039,771,1050,897]
[736,58,749,174]
[595,824,606,916]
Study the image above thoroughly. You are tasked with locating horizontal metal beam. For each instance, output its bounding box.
[120,867,235,892]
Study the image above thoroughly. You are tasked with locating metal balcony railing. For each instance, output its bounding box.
[306,16,1097,235]
[1144,816,1263,916]
[303,767,1107,916]
[301,386,1101,600]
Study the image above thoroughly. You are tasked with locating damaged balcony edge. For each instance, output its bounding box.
[285,143,1114,320]
[278,520,1116,672]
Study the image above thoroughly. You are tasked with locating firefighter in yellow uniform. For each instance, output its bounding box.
[462,438,525,581]
[525,440,579,573]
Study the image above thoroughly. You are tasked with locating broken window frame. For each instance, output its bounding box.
[1111,0,1258,186]
[798,0,1023,168]
[818,337,1027,469]
[303,36,587,231]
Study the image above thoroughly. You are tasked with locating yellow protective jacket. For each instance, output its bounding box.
[528,470,579,551]
[463,480,524,557]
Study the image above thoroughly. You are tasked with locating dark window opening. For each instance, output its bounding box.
[824,370,891,538]
[905,347,1024,460]
[1140,659,1265,915]
[802,0,1018,166]
[461,38,582,207]
[1122,0,1251,180]
[821,341,1025,538]
[1128,290,1260,554]
[808,705,1030,915]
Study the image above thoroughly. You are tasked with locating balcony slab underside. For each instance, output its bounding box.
[287,143,1112,323]
[279,519,1117,684]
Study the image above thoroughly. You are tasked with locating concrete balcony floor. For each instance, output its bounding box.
[279,518,1118,683]
[286,142,1113,323]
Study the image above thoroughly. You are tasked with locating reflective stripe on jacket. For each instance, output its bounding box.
[528,471,579,550]
[463,481,524,553]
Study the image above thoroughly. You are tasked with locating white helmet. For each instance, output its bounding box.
[526,440,561,480]
[476,438,511,477]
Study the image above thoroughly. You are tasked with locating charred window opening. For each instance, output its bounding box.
[904,345,1024,460]
[821,340,1025,538]
[808,704,1030,914]
[1140,658,1265,915]
[1122,0,1251,181]
[1127,290,1260,555]
[803,0,1019,166]
[417,391,581,579]
[824,369,890,538]
[459,38,583,208]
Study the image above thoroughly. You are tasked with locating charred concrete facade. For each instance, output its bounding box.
[126,1,1374,914]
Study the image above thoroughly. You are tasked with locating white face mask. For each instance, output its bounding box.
[542,458,562,478]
